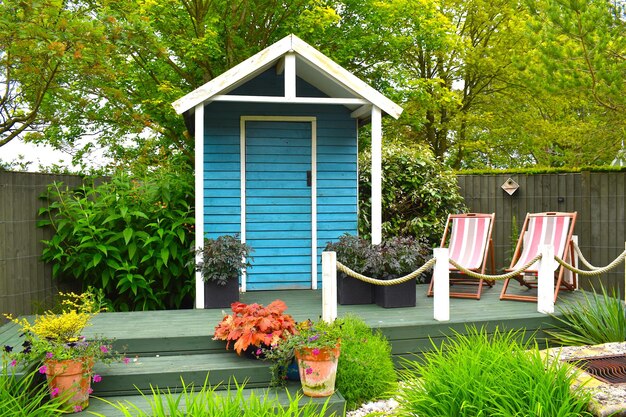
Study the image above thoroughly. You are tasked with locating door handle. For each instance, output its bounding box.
[306,170,311,187]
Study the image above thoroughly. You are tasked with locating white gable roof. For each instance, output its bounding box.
[172,34,402,120]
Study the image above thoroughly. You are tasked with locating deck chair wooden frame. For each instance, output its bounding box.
[500,211,577,303]
[428,213,496,300]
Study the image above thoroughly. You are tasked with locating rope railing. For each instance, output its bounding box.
[336,258,436,286]
[322,239,626,323]
[554,247,626,276]
[448,255,543,281]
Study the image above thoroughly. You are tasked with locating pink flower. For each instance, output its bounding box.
[73,405,83,412]
[256,349,262,356]
[50,387,59,398]
[305,367,313,375]
[38,365,48,374]
[45,352,54,359]
[88,388,93,394]
[100,345,109,354]
[312,348,320,356]
[9,360,16,367]
[93,374,102,383]
[123,357,130,364]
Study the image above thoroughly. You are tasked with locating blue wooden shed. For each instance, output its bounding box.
[172,34,402,307]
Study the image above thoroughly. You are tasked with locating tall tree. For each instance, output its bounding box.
[0,0,108,148]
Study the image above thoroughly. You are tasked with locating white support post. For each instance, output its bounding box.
[537,244,555,315]
[322,251,338,323]
[284,52,296,99]
[433,248,450,322]
[194,103,205,309]
[371,106,382,245]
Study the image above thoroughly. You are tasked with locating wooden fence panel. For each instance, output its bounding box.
[457,172,626,294]
[0,171,85,318]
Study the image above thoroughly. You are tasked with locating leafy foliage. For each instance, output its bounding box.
[396,326,592,416]
[546,286,626,346]
[335,315,397,410]
[3,291,123,366]
[359,144,465,245]
[38,168,195,311]
[194,236,252,286]
[213,300,297,355]
[326,234,431,282]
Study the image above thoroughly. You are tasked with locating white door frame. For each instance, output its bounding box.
[240,116,318,292]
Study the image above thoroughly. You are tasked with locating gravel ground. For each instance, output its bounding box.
[346,397,399,417]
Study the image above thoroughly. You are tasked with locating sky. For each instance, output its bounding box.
[1,138,109,172]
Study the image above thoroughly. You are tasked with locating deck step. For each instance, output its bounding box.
[78,383,345,417]
[93,353,273,396]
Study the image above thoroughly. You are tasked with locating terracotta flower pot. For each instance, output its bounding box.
[295,344,341,397]
[45,357,93,413]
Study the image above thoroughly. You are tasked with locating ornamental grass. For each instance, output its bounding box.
[395,326,592,417]
[93,378,337,417]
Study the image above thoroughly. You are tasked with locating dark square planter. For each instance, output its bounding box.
[337,272,374,305]
[204,276,239,309]
[374,277,416,308]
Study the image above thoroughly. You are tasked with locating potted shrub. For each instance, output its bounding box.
[194,235,252,309]
[325,234,374,305]
[213,300,296,357]
[3,291,126,413]
[369,236,431,308]
[291,318,343,397]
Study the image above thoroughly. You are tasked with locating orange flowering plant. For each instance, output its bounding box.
[213,300,297,355]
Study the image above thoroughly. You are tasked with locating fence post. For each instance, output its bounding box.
[322,251,337,323]
[537,244,555,315]
[433,248,450,322]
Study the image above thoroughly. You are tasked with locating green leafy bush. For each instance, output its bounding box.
[93,378,337,417]
[38,168,195,311]
[547,286,626,346]
[396,326,592,417]
[359,144,465,245]
[336,315,397,410]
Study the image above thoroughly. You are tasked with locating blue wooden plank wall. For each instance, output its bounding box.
[203,69,358,289]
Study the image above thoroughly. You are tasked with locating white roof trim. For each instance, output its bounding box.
[172,34,403,119]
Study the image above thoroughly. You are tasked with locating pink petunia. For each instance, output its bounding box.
[38,365,48,374]
[50,387,59,398]
[88,388,93,394]
[312,348,320,356]
[100,345,109,354]
[73,405,83,412]
[123,357,130,364]
[92,374,102,383]
[9,360,16,367]
[45,352,54,359]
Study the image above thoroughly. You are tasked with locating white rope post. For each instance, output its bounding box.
[433,248,450,322]
[537,244,555,314]
[322,251,337,323]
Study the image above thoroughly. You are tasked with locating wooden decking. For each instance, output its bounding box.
[0,282,589,416]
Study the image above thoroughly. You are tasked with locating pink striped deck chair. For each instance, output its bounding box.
[427,213,496,300]
[500,212,577,302]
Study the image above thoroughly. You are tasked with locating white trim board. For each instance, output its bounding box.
[172,34,402,120]
[240,116,318,290]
